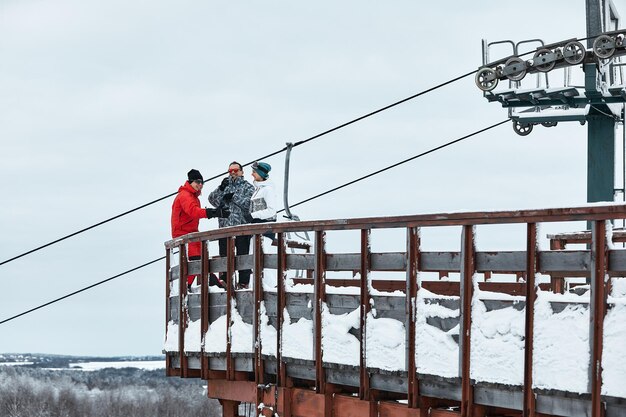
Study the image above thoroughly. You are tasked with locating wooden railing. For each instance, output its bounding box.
[164,204,626,417]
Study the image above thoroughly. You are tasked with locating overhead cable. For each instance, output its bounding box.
[0,257,164,326]
[0,68,478,267]
[0,118,508,326]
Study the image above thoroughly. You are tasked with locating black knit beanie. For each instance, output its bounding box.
[187,169,203,183]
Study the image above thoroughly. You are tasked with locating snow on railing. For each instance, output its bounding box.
[164,204,626,416]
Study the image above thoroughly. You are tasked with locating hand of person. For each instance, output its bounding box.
[223,192,234,202]
[219,177,229,191]
[243,212,253,223]
[205,208,218,218]
[217,207,231,218]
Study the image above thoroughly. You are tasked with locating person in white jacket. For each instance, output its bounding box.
[245,161,277,241]
[246,161,277,220]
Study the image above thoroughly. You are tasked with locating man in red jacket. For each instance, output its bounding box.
[171,169,229,289]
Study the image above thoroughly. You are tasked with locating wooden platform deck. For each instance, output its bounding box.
[164,205,626,417]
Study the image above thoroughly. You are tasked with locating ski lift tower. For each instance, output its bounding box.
[475,0,625,204]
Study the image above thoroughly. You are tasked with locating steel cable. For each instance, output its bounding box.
[0,118,509,325]
[0,69,478,267]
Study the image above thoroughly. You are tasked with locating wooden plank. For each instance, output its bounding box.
[608,249,626,272]
[523,223,537,417]
[314,231,327,394]
[459,225,475,417]
[590,220,609,417]
[539,250,590,272]
[372,252,407,271]
[173,249,621,280]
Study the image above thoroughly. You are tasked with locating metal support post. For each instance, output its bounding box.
[359,229,372,402]
[226,236,236,381]
[523,223,538,417]
[201,240,209,379]
[406,227,420,409]
[314,231,327,394]
[459,225,476,417]
[590,220,610,417]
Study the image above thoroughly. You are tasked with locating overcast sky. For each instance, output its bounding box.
[1,1,625,356]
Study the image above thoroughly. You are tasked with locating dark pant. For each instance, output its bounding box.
[251,218,276,241]
[218,235,252,286]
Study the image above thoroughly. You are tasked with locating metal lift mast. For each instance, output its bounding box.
[586,0,618,203]
[476,1,626,205]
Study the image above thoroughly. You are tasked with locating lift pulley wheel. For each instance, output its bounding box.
[503,57,527,81]
[513,120,533,136]
[475,67,499,91]
[541,121,558,127]
[532,49,558,72]
[593,35,616,59]
[562,41,586,65]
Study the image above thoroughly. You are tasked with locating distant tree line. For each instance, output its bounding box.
[0,367,221,417]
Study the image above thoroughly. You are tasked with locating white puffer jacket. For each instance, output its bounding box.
[250,179,277,221]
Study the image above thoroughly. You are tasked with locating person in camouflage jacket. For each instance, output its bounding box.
[208,161,255,288]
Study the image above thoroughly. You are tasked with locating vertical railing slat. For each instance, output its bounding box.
[590,220,609,417]
[201,240,209,379]
[165,247,172,375]
[359,229,371,401]
[226,236,236,381]
[459,225,475,417]
[277,233,288,386]
[253,234,265,413]
[406,226,420,408]
[179,244,188,378]
[314,230,327,394]
[523,223,538,417]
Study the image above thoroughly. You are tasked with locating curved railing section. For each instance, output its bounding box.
[164,204,626,417]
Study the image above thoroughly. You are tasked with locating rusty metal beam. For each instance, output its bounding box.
[219,399,240,417]
[253,238,264,369]
[178,244,188,378]
[523,223,538,417]
[335,393,375,417]
[590,220,609,417]
[277,385,292,417]
[201,241,209,379]
[253,234,265,399]
[459,225,475,417]
[406,226,420,408]
[379,401,423,417]
[359,229,371,401]
[165,204,626,248]
[165,247,173,375]
[226,236,235,381]
[207,379,257,403]
[314,230,327,394]
[277,233,288,386]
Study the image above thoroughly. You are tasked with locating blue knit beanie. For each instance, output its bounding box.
[252,161,271,179]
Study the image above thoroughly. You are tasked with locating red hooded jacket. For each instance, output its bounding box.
[171,181,207,238]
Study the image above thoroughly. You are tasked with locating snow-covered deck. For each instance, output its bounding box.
[164,205,626,417]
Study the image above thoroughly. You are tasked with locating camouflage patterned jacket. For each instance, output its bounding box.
[208,176,255,228]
